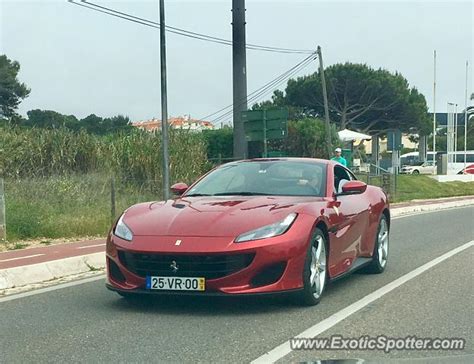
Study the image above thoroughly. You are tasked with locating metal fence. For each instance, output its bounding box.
[357,171,397,200]
[1,167,399,242]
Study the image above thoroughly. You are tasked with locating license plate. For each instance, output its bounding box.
[146,276,205,291]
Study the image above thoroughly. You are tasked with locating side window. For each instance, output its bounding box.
[455,154,474,163]
[334,166,352,192]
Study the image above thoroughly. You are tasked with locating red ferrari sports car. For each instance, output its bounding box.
[106,158,390,305]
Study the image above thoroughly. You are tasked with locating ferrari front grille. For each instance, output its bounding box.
[118,251,255,280]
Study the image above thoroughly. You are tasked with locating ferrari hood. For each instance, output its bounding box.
[122,195,323,237]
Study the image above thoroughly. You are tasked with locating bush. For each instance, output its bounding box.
[0,126,211,241]
[0,126,209,185]
[202,127,234,162]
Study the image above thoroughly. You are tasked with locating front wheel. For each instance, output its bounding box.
[298,228,328,306]
[363,215,389,274]
[412,170,420,175]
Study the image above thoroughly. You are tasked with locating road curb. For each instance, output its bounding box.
[391,197,474,217]
[1,197,473,294]
[0,252,104,291]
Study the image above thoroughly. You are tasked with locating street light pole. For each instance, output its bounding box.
[464,61,469,171]
[159,0,170,200]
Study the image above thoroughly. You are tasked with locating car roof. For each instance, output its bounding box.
[231,157,335,166]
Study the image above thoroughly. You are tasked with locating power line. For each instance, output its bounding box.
[68,0,314,54]
[210,58,315,125]
[197,53,314,123]
[206,53,317,125]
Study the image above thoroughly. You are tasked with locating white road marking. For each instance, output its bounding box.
[251,240,474,364]
[76,243,105,249]
[0,275,105,303]
[0,254,45,263]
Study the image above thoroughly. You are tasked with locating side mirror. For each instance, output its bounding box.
[171,182,189,196]
[341,180,367,195]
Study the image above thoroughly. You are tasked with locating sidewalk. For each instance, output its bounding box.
[1,196,473,292]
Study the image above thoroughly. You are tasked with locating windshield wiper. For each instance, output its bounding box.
[183,193,213,197]
[213,192,271,196]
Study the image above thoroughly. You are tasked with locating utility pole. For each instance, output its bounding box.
[454,103,458,155]
[159,0,170,200]
[317,46,332,158]
[232,0,248,159]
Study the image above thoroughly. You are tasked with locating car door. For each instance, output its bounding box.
[328,166,370,276]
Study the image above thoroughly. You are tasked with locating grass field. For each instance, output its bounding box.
[359,174,474,203]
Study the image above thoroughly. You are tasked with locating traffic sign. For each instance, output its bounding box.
[242,108,289,157]
[387,130,402,151]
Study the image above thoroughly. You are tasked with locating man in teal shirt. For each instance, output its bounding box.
[331,147,347,167]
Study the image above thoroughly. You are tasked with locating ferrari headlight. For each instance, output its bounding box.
[235,213,297,243]
[114,214,133,241]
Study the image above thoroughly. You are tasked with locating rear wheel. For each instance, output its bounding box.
[299,228,328,306]
[363,215,389,274]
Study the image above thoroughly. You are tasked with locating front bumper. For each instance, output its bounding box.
[105,283,303,297]
[105,217,313,296]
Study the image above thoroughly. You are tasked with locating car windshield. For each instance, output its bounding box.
[185,160,327,197]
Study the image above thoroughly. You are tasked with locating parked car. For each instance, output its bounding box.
[461,164,474,175]
[400,161,436,175]
[106,158,390,306]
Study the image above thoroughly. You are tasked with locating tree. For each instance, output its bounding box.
[26,109,78,129]
[258,63,431,136]
[0,55,31,118]
[285,118,340,158]
[80,114,104,134]
[80,114,132,134]
[202,127,234,161]
[105,115,132,134]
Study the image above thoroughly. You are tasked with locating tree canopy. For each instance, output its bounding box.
[12,109,132,135]
[255,63,431,136]
[0,55,30,118]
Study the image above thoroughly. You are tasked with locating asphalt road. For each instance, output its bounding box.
[1,206,473,363]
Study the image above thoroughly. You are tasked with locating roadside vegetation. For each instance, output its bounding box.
[1,54,473,245]
[391,175,474,202]
[362,174,474,203]
[0,127,209,242]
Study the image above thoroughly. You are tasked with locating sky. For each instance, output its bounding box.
[1,0,473,125]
